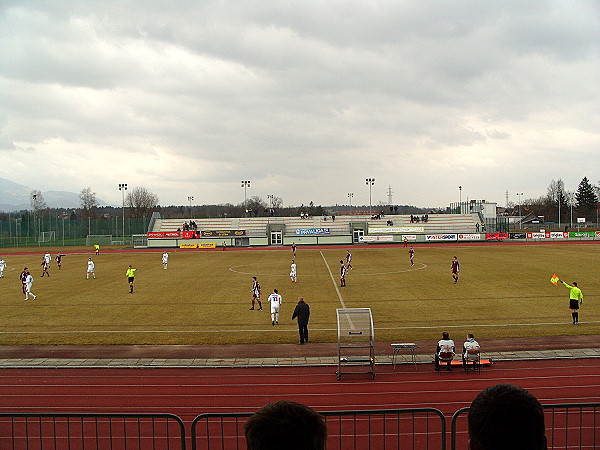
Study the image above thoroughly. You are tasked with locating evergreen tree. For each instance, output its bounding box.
[575,177,598,218]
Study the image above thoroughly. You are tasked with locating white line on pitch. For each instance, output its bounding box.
[1,321,597,335]
[319,250,346,309]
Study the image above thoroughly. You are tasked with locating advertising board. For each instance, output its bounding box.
[148,231,181,239]
[359,235,393,242]
[485,233,508,240]
[369,227,424,234]
[458,234,480,240]
[426,234,457,241]
[200,230,246,237]
[295,228,331,235]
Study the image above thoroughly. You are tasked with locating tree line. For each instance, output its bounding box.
[509,177,599,224]
[2,177,598,225]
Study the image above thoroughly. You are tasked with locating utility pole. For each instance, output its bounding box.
[387,185,393,205]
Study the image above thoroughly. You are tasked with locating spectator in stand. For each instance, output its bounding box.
[468,383,547,450]
[244,400,327,450]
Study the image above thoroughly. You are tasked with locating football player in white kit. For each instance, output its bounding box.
[290,260,297,283]
[162,252,169,269]
[24,272,36,300]
[268,289,282,326]
[0,258,5,278]
[86,258,96,279]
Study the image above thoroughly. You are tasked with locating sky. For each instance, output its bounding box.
[1,1,599,209]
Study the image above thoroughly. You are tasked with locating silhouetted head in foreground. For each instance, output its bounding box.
[245,400,327,450]
[468,383,546,450]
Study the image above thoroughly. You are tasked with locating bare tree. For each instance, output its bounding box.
[79,187,98,219]
[271,196,283,209]
[125,187,159,218]
[30,190,48,212]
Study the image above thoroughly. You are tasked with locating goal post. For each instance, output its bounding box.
[39,231,56,242]
[86,235,113,246]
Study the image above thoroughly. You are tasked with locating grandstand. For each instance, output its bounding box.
[147,213,483,248]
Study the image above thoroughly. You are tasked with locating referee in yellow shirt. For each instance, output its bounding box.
[126,265,137,294]
[559,279,583,324]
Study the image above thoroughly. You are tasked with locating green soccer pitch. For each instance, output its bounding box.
[0,243,597,345]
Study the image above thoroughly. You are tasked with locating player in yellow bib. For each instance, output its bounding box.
[94,244,100,255]
[126,265,137,293]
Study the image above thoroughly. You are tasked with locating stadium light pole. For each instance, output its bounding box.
[458,186,462,213]
[31,193,37,245]
[516,192,523,220]
[118,183,127,240]
[365,178,375,216]
[241,181,250,216]
[348,192,354,216]
[188,196,194,221]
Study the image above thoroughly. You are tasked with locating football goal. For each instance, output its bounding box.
[39,231,56,242]
[86,235,113,246]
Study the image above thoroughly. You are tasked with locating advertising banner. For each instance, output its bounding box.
[359,235,393,242]
[401,234,418,241]
[295,228,330,235]
[200,230,246,237]
[182,231,199,239]
[426,234,457,241]
[569,231,595,238]
[147,231,181,239]
[458,234,481,240]
[548,232,568,239]
[596,231,600,238]
[485,233,508,240]
[509,232,526,239]
[527,232,546,239]
[198,243,217,248]
[369,227,424,234]
[179,243,197,249]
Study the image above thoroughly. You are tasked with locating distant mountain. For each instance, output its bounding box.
[0,177,108,212]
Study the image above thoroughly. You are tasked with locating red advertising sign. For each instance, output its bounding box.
[147,231,181,239]
[485,233,508,240]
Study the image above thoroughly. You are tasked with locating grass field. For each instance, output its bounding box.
[0,243,598,346]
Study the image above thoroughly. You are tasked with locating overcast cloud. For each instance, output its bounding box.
[1,0,598,208]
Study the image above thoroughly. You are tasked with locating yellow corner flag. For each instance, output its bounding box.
[550,274,559,285]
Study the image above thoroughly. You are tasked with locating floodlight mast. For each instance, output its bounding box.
[118,183,127,241]
[365,178,375,216]
[188,196,194,221]
[241,181,250,216]
[348,192,354,216]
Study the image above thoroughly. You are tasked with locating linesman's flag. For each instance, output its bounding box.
[550,274,559,285]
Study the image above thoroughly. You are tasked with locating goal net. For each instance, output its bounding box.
[39,231,56,242]
[86,235,113,246]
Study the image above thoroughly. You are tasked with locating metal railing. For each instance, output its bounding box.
[451,403,600,450]
[191,408,446,450]
[0,413,186,450]
[0,404,596,450]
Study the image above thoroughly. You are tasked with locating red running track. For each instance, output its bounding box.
[0,359,599,448]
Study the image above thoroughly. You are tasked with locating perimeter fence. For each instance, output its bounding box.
[0,217,150,248]
[0,404,596,449]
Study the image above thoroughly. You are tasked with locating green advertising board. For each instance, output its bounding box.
[568,231,595,238]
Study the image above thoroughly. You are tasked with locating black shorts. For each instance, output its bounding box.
[128,277,134,283]
[569,299,579,310]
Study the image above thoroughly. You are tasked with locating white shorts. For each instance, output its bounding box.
[270,305,280,313]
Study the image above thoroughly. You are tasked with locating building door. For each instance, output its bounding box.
[353,229,364,243]
[270,230,282,245]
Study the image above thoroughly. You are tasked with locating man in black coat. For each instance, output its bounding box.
[292,297,310,344]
